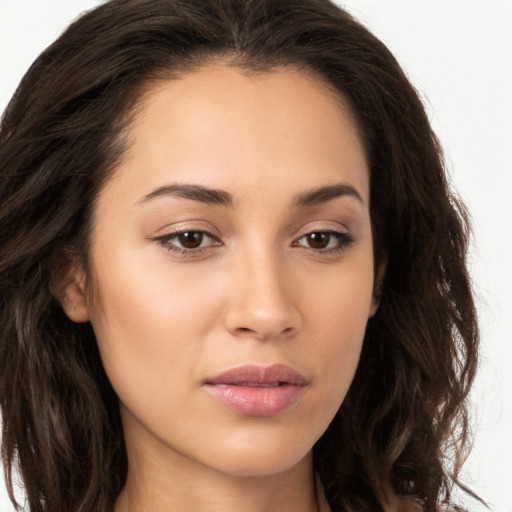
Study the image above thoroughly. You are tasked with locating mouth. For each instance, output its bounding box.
[231,381,286,388]
[204,364,307,417]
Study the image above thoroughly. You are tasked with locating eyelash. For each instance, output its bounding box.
[154,229,220,256]
[154,229,354,257]
[293,230,354,254]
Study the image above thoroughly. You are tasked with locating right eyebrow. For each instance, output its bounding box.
[136,183,234,207]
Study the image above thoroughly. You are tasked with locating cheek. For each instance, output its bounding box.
[304,256,374,339]
[85,247,224,404]
[304,262,373,393]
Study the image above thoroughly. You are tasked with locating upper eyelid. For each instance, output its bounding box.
[154,230,222,256]
[156,229,220,243]
[154,223,351,239]
[152,221,220,238]
[291,221,350,240]
[297,227,348,236]
[293,230,354,245]
[156,226,349,238]
[155,227,352,253]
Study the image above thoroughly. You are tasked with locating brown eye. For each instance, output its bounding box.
[177,231,204,249]
[294,231,354,252]
[305,232,331,249]
[156,229,221,254]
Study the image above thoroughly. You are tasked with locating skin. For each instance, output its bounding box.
[62,64,378,512]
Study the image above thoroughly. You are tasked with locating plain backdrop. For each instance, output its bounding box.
[1,1,511,511]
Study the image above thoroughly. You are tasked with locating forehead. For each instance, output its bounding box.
[101,64,369,206]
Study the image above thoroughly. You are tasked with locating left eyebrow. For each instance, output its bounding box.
[292,183,364,208]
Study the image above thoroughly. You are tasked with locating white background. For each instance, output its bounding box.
[1,1,511,511]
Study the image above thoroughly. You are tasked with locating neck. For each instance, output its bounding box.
[116,446,323,512]
[114,405,332,512]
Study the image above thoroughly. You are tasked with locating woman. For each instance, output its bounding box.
[0,0,479,511]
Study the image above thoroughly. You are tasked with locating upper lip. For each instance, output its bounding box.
[206,364,307,386]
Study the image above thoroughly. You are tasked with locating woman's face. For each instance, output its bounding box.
[65,65,377,478]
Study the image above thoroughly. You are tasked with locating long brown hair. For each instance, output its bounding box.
[0,1,478,511]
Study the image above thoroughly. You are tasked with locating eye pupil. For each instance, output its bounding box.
[178,232,203,249]
[307,232,330,249]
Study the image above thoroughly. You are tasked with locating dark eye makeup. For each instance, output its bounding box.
[153,229,221,256]
[292,231,354,253]
[153,228,354,257]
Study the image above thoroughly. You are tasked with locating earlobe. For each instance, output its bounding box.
[54,261,90,323]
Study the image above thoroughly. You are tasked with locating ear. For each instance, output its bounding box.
[369,260,387,318]
[54,258,90,323]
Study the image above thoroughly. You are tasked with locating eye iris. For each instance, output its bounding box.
[307,232,330,249]
[178,232,203,249]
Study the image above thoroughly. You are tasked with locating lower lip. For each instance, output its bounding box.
[205,383,305,416]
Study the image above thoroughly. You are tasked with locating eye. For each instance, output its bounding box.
[173,231,209,249]
[155,230,221,254]
[293,231,354,252]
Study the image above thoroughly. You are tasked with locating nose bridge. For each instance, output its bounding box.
[224,237,301,339]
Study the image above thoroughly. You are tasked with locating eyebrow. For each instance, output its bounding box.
[137,182,363,208]
[292,183,364,208]
[138,183,234,207]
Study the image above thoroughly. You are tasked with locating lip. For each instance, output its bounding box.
[204,364,307,417]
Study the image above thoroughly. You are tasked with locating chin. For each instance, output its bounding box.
[199,429,315,478]
[214,453,311,478]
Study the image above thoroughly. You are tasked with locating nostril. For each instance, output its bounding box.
[233,325,296,340]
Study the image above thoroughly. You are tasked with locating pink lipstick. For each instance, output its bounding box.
[204,364,307,416]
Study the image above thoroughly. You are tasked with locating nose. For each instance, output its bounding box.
[223,245,302,340]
